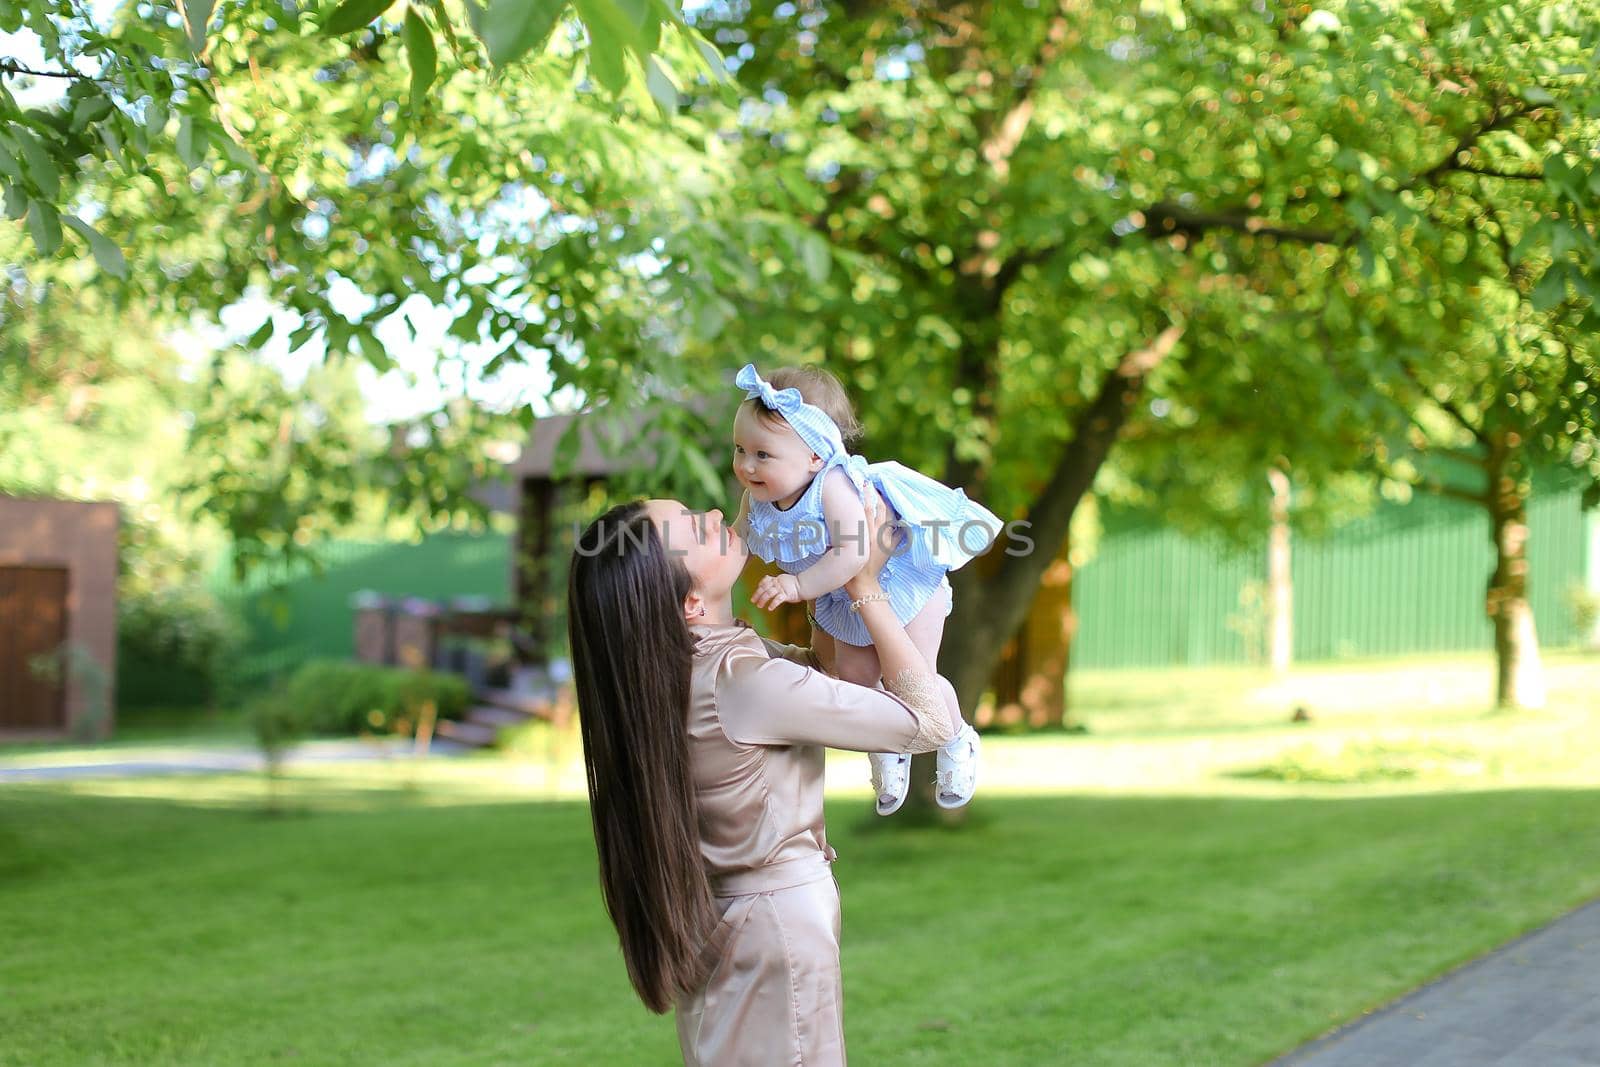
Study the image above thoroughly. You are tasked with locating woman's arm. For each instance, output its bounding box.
[839,513,952,751]
[716,650,950,752]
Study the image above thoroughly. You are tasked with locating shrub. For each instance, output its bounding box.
[1567,584,1599,647]
[118,584,246,709]
[246,689,312,773]
[281,660,469,736]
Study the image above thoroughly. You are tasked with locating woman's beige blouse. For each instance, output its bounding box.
[675,619,949,1066]
[685,619,939,884]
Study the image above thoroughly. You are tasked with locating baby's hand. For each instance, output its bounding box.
[753,573,802,611]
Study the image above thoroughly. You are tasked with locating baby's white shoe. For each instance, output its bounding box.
[868,751,911,816]
[935,723,981,809]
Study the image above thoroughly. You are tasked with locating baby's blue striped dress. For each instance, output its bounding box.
[745,453,1003,647]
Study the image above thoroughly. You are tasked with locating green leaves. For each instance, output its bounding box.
[26,200,61,257]
[403,6,438,106]
[572,0,647,90]
[482,0,566,68]
[62,215,128,278]
[323,0,395,35]
[10,126,60,200]
[181,0,216,52]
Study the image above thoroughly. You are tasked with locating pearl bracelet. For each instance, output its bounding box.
[849,592,890,613]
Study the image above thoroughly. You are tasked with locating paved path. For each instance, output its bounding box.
[1274,897,1600,1066]
[0,738,470,782]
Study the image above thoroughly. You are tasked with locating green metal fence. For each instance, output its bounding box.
[1071,484,1590,669]
[213,531,513,684]
[192,485,1589,687]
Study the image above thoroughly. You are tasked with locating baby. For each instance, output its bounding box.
[730,363,1002,814]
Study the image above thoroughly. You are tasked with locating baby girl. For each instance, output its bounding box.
[730,363,1002,814]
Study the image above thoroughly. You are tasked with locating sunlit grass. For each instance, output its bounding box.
[3,651,1599,1064]
[7,652,1598,810]
[3,778,1600,1066]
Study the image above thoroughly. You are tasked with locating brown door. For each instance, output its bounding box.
[0,566,69,730]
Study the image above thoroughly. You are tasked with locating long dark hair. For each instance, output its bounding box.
[567,500,717,1013]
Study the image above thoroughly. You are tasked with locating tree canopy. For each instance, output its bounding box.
[5,0,1598,711]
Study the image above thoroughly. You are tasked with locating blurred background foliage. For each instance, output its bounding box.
[3,0,1598,716]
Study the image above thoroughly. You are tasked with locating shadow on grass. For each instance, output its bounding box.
[5,783,1600,1066]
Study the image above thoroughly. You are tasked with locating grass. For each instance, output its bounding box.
[2,649,1598,1065]
[3,779,1600,1066]
[0,706,253,758]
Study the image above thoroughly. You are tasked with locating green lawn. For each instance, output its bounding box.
[3,775,1600,1066]
[3,650,1599,1065]
[0,706,253,758]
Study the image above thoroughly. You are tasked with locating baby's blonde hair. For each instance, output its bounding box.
[741,365,863,447]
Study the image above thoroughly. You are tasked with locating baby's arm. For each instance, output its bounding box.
[752,470,880,611]
[793,467,874,601]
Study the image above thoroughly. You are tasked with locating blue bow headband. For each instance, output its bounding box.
[734,363,846,464]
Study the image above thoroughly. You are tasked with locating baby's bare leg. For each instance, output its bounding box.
[831,638,881,688]
[809,617,838,676]
[902,584,964,734]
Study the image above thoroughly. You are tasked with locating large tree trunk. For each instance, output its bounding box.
[979,535,1075,730]
[1266,466,1293,675]
[901,325,1183,818]
[1484,433,1546,710]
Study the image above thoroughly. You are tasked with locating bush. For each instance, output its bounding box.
[281,660,470,736]
[118,584,246,709]
[246,689,312,772]
[1567,584,1599,647]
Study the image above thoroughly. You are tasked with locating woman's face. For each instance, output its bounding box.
[646,499,746,601]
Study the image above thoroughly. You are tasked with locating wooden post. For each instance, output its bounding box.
[514,476,558,662]
[1586,508,1600,649]
[1266,467,1293,675]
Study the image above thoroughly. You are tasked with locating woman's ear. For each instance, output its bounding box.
[682,590,708,623]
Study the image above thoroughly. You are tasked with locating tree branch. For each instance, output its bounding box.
[1398,359,1489,445]
[1109,104,1546,252]
[1420,477,1490,506]
[1372,455,1488,508]
[942,321,1185,710]
[1399,105,1539,193]
[1124,203,1343,246]
[1452,164,1544,181]
[0,61,97,82]
[977,3,1071,182]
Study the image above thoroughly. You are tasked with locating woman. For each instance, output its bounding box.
[567,497,960,1065]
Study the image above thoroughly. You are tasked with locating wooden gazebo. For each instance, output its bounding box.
[505,410,659,660]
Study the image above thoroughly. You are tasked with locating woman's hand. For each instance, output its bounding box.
[753,572,802,611]
[844,489,901,599]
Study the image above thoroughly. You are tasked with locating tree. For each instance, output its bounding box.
[5,0,745,563]
[683,0,1600,743]
[2,0,721,268]
[1359,189,1600,709]
[8,0,1598,738]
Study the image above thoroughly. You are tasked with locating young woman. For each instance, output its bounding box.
[567,496,958,1065]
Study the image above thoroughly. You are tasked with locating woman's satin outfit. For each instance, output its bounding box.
[675,621,950,1066]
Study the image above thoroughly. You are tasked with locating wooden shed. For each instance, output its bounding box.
[506,410,658,660]
[0,496,119,740]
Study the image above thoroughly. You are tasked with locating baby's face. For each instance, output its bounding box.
[732,405,822,508]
